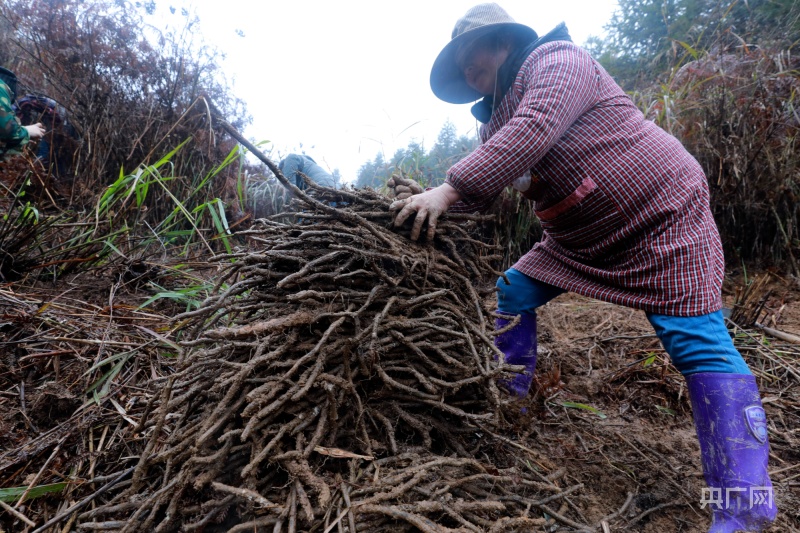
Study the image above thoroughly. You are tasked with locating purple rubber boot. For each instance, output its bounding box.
[494,312,537,397]
[687,373,777,532]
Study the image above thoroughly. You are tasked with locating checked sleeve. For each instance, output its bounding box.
[446,42,598,212]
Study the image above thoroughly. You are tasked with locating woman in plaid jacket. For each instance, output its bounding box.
[391,4,776,532]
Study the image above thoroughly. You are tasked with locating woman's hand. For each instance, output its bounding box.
[390,183,462,241]
[386,175,423,200]
[24,123,45,139]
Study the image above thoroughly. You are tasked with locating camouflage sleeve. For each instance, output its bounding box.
[0,82,29,150]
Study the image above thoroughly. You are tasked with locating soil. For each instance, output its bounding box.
[1,248,798,531]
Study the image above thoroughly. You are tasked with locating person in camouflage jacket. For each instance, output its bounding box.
[0,69,45,159]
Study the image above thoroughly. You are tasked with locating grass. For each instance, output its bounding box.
[62,140,256,410]
[558,400,608,419]
[0,137,259,461]
[0,483,68,503]
[138,280,216,312]
[0,178,125,282]
[95,138,239,257]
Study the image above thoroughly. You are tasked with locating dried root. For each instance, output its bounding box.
[72,187,588,532]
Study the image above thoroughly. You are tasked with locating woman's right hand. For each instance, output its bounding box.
[390,183,463,241]
[24,123,45,139]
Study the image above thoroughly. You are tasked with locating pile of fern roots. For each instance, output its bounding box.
[74,186,587,532]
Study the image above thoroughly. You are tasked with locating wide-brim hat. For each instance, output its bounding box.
[430,3,537,104]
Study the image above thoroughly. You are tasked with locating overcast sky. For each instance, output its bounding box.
[160,1,619,182]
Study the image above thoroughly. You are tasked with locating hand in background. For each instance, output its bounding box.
[24,123,45,139]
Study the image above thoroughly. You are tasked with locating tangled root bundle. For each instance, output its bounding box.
[72,183,587,532]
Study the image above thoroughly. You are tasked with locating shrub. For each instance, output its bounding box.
[662,47,800,273]
[0,0,250,212]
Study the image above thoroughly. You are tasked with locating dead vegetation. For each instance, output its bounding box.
[652,47,800,274]
[2,145,799,531]
[2,178,601,532]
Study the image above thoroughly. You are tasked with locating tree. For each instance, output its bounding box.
[1,0,249,203]
[331,169,342,189]
[354,122,478,190]
[426,120,478,186]
[355,152,387,189]
[591,0,800,89]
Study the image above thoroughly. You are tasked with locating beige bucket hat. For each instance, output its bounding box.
[430,3,538,104]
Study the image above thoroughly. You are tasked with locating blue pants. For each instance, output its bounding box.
[278,154,336,190]
[37,137,68,178]
[496,269,751,375]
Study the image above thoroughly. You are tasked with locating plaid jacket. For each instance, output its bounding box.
[446,41,724,316]
[0,81,29,157]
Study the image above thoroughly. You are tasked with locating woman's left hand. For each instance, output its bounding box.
[390,183,462,241]
[386,175,423,200]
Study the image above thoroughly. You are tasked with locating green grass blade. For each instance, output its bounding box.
[206,199,232,254]
[559,401,607,419]
[152,137,191,170]
[86,353,131,399]
[0,483,68,503]
[215,199,230,234]
[85,350,136,374]
[674,39,699,59]
[98,167,129,216]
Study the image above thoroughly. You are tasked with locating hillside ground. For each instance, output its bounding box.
[517,277,800,532]
[1,256,798,531]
